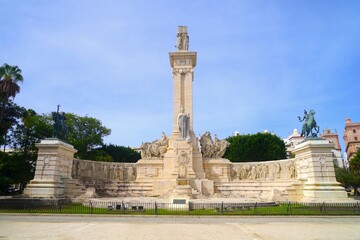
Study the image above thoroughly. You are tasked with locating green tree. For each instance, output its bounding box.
[0,151,34,194]
[0,100,23,148]
[64,113,111,158]
[349,149,360,195]
[100,144,140,163]
[0,64,23,124]
[11,110,52,156]
[83,149,113,162]
[76,144,141,162]
[335,166,356,188]
[0,110,53,193]
[10,111,112,160]
[224,132,287,162]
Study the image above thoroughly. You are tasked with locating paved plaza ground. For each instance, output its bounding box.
[0,214,359,240]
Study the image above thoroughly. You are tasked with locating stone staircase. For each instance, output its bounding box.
[63,178,154,199]
[279,181,304,202]
[116,181,153,196]
[214,180,302,201]
[62,178,87,198]
[96,181,153,197]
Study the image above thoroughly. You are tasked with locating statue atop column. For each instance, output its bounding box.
[177,106,191,141]
[175,26,189,51]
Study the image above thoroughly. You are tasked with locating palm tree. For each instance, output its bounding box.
[0,63,23,100]
[0,63,24,123]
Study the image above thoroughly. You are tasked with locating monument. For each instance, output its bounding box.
[293,109,348,201]
[138,26,215,201]
[23,106,75,198]
[22,138,76,198]
[23,26,351,203]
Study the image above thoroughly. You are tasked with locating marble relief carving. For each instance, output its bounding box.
[230,160,297,181]
[72,159,137,181]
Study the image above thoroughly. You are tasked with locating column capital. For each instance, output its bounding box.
[172,68,194,74]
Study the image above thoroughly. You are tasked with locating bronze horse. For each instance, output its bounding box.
[298,109,319,137]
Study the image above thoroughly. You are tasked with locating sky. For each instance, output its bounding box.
[1,1,360,151]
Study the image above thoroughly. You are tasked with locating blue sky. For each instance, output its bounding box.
[1,1,360,150]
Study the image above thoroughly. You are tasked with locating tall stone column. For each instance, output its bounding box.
[170,52,196,135]
[161,26,205,187]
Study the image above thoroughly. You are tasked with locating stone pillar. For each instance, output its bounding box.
[169,51,197,135]
[163,46,204,180]
[159,27,208,199]
[293,139,349,202]
[23,138,77,198]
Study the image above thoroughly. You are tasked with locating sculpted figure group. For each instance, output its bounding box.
[139,131,229,159]
[140,132,169,159]
[176,26,189,51]
[199,132,230,158]
[230,160,297,181]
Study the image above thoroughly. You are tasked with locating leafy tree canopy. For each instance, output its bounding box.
[335,166,356,188]
[350,149,360,176]
[0,63,23,125]
[64,113,111,158]
[11,110,52,154]
[6,110,112,159]
[0,63,23,99]
[223,132,287,162]
[0,100,23,146]
[349,149,360,195]
[101,144,141,163]
[0,151,34,194]
[81,144,141,163]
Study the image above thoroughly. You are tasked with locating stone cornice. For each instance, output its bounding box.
[169,51,197,68]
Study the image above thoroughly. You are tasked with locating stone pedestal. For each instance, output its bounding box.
[174,140,196,178]
[173,178,192,197]
[136,158,163,181]
[23,138,77,198]
[203,158,232,183]
[161,138,205,198]
[293,139,349,202]
[158,42,208,198]
[163,132,204,178]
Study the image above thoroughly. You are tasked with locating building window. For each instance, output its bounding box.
[353,129,357,133]
[355,137,358,141]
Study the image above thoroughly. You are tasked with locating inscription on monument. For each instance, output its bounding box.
[174,59,192,66]
[173,199,186,204]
